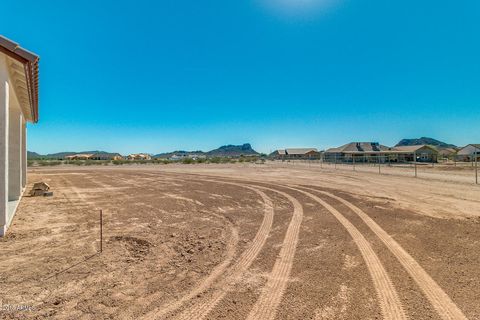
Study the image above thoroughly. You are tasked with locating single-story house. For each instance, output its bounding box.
[437,147,457,159]
[128,153,152,161]
[324,142,391,163]
[269,149,287,159]
[65,153,95,160]
[0,36,39,236]
[89,153,123,160]
[271,148,320,160]
[390,145,439,163]
[324,142,439,163]
[456,144,480,161]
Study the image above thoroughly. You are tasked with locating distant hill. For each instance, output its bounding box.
[30,144,259,160]
[154,143,259,158]
[27,151,42,159]
[207,143,259,157]
[28,151,120,159]
[395,137,457,149]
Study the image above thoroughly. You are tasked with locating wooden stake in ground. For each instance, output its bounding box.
[100,209,103,253]
[378,154,381,174]
[475,152,478,185]
[414,152,417,178]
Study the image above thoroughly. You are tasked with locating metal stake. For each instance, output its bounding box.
[378,154,381,174]
[100,209,103,253]
[414,152,417,178]
[475,152,478,185]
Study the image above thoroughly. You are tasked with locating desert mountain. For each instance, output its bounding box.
[154,143,259,158]
[27,151,119,160]
[395,137,456,149]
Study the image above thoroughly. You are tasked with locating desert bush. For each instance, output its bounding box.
[182,158,194,164]
[209,157,221,164]
[37,160,62,166]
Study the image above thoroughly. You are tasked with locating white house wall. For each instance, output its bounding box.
[8,104,22,201]
[0,54,10,235]
[0,53,29,236]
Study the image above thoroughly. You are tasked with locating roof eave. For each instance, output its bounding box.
[0,36,39,123]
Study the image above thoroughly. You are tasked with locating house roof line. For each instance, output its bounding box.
[0,35,39,123]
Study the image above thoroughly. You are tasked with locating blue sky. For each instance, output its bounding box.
[2,0,479,154]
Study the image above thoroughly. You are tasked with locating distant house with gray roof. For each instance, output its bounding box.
[324,142,439,163]
[324,142,391,163]
[270,148,320,160]
[456,144,480,161]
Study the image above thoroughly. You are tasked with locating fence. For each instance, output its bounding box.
[273,156,479,185]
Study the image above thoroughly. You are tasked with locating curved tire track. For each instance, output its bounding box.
[289,186,407,320]
[246,187,304,320]
[67,172,242,320]
[175,184,275,320]
[306,187,467,320]
[141,181,274,320]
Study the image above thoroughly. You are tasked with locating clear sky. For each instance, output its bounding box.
[2,0,479,154]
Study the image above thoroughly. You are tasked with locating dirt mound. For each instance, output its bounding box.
[111,235,152,261]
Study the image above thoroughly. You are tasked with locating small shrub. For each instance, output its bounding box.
[37,160,62,166]
[182,158,194,164]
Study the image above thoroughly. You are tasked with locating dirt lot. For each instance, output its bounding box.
[1,164,479,319]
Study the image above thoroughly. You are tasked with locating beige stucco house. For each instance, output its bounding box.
[0,35,39,236]
[128,153,152,161]
[456,144,480,161]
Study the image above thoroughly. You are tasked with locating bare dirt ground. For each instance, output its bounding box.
[1,163,479,319]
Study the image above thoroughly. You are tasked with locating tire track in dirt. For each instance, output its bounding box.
[306,187,468,320]
[289,186,407,320]
[63,171,244,319]
[245,186,303,320]
[163,173,403,319]
[172,184,275,320]
[55,172,245,320]
[59,176,98,209]
[154,174,303,320]
[139,180,273,320]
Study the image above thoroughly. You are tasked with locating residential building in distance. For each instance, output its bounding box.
[437,147,457,160]
[391,145,438,163]
[324,142,439,163]
[128,153,152,161]
[90,153,123,160]
[65,154,94,160]
[65,153,124,161]
[270,148,320,160]
[324,142,391,163]
[456,144,480,162]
